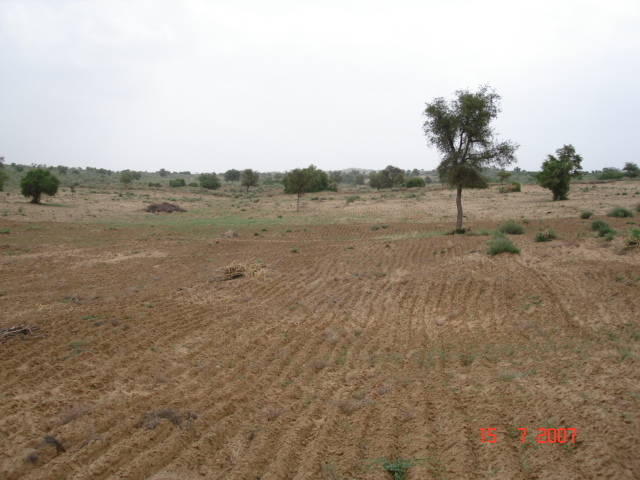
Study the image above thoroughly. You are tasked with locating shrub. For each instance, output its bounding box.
[499,220,524,235]
[168,179,186,187]
[0,170,9,191]
[371,225,380,231]
[499,181,521,194]
[487,234,520,255]
[20,169,60,204]
[534,229,557,242]
[345,195,362,204]
[591,219,608,231]
[607,206,633,218]
[405,177,426,188]
[188,182,199,187]
[580,211,593,219]
[625,228,640,250]
[636,203,640,213]
[145,202,185,213]
[591,219,615,237]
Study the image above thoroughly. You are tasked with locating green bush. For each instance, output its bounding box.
[405,177,426,188]
[607,206,633,218]
[534,229,557,242]
[591,219,615,237]
[345,195,362,204]
[188,182,199,187]
[199,173,221,190]
[168,179,186,187]
[636,203,640,213]
[487,234,520,255]
[580,211,593,219]
[371,225,380,231]
[499,220,524,235]
[20,168,60,204]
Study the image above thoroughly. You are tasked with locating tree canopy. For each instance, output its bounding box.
[224,169,241,182]
[423,85,518,228]
[20,168,60,204]
[241,169,260,193]
[283,165,330,211]
[536,145,583,200]
[199,173,221,190]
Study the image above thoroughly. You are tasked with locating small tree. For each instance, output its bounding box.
[283,168,312,211]
[120,170,135,187]
[0,170,9,191]
[329,170,343,184]
[623,162,639,178]
[224,169,241,182]
[497,170,511,185]
[423,85,518,228]
[20,168,60,203]
[198,173,221,190]
[158,168,169,177]
[536,145,583,201]
[241,169,260,193]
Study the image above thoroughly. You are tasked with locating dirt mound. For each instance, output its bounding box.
[145,202,186,213]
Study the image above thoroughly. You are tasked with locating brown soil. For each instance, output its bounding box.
[1,182,639,479]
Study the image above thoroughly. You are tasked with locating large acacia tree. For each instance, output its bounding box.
[423,85,518,228]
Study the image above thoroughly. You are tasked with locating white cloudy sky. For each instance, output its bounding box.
[1,0,638,174]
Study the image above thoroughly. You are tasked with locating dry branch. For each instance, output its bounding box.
[0,325,40,343]
[221,261,266,281]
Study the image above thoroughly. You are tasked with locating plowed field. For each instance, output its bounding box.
[1,182,639,479]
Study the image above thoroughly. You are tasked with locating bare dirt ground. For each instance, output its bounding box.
[1,182,639,479]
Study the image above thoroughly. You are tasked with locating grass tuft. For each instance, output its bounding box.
[534,229,557,242]
[499,220,524,235]
[487,234,520,255]
[607,206,633,218]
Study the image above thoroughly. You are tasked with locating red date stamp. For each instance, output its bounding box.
[480,428,577,444]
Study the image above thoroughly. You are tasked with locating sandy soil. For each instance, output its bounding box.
[1,182,639,479]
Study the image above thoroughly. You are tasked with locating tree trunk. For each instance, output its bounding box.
[456,183,463,228]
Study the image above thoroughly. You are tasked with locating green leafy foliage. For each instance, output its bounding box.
[198,173,221,190]
[0,170,9,191]
[423,85,518,228]
[223,169,241,182]
[169,179,187,187]
[241,169,260,193]
[591,219,615,237]
[367,457,425,480]
[607,206,633,218]
[487,233,520,255]
[369,166,405,189]
[536,145,583,200]
[405,177,426,188]
[20,168,60,204]
[119,170,135,187]
[580,211,594,219]
[499,220,524,235]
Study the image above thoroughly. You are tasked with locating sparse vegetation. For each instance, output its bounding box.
[367,456,425,480]
[499,220,524,235]
[580,211,594,219]
[607,206,633,218]
[487,233,520,255]
[591,219,615,237]
[534,229,557,242]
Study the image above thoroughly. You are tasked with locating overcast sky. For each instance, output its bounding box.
[1,0,638,174]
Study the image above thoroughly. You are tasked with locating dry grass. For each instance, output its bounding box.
[222,261,266,280]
